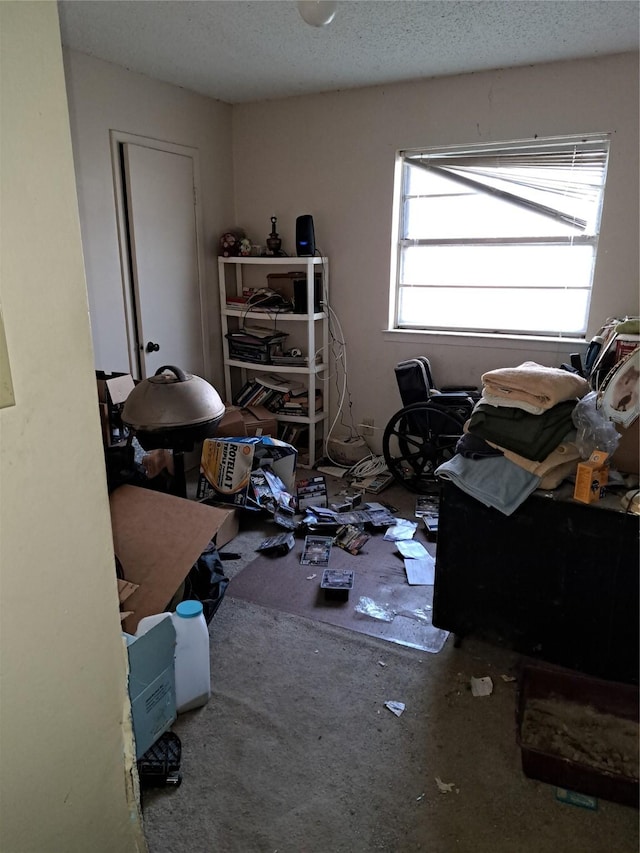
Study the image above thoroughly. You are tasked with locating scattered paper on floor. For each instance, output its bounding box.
[470,676,494,697]
[384,700,405,717]
[404,554,435,585]
[396,539,429,559]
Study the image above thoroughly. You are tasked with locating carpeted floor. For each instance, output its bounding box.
[140,471,639,853]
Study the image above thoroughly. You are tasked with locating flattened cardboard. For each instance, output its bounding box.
[241,405,277,437]
[110,485,239,633]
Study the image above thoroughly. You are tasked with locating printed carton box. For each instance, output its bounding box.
[200,436,297,507]
[573,450,609,504]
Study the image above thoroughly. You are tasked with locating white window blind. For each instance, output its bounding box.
[392,134,610,338]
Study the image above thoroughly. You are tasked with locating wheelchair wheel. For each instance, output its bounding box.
[382,401,464,493]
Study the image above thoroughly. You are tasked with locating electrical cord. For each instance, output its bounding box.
[348,454,389,479]
[314,246,362,461]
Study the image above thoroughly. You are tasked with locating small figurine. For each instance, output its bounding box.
[219,230,244,257]
[266,216,282,255]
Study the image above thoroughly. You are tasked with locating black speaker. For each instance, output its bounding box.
[293,275,322,314]
[296,215,316,257]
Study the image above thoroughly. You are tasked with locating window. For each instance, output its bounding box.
[391,134,610,338]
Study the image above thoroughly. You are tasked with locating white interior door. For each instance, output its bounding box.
[122,142,205,379]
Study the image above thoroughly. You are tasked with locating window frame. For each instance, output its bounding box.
[389,134,610,340]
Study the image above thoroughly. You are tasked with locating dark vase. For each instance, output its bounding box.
[266,216,282,255]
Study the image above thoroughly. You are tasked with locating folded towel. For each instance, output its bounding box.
[435,454,540,516]
[480,389,546,416]
[482,361,590,410]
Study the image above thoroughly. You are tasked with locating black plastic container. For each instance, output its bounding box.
[138,732,182,788]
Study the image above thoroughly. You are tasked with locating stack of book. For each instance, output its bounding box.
[233,373,306,413]
[274,389,323,416]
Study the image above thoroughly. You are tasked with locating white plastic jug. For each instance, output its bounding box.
[135,600,211,714]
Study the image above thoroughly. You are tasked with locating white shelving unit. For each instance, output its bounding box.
[218,256,330,466]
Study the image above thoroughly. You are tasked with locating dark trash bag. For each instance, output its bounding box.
[176,540,229,624]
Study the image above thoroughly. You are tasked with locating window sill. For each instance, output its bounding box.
[383,328,588,352]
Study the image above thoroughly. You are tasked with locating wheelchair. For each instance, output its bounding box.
[382,357,479,493]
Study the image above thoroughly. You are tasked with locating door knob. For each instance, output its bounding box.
[145,341,160,353]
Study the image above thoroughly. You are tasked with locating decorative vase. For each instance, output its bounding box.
[266,216,282,255]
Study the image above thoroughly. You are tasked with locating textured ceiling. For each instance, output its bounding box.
[58,0,640,104]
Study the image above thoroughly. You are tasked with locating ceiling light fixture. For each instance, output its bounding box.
[297,1,338,27]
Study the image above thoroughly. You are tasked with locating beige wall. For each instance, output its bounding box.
[63,49,234,388]
[0,3,145,851]
[232,53,639,451]
[63,49,639,453]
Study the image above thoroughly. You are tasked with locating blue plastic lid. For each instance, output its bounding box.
[176,600,203,619]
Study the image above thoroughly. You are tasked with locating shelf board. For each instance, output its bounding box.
[225,359,327,374]
[274,411,326,424]
[220,256,327,265]
[223,308,325,321]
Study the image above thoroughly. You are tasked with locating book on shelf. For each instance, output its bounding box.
[270,355,309,366]
[249,385,273,406]
[234,379,258,406]
[241,326,289,341]
[274,389,323,415]
[233,381,284,410]
[287,385,310,398]
[278,423,309,447]
[254,373,306,394]
[263,392,285,412]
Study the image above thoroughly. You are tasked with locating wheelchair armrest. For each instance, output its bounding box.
[429,391,475,407]
[440,385,480,395]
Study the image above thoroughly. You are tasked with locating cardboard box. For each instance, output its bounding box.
[124,618,177,759]
[141,449,174,479]
[216,405,277,439]
[200,436,297,508]
[573,450,609,504]
[117,578,139,623]
[96,371,135,446]
[110,485,239,633]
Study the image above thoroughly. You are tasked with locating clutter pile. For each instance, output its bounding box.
[435,361,592,515]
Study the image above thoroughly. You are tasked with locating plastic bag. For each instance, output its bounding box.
[168,541,229,624]
[354,596,396,622]
[571,391,621,458]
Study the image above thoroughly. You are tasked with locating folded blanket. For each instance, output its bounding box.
[486,438,581,488]
[467,400,577,461]
[455,432,504,459]
[482,361,590,410]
